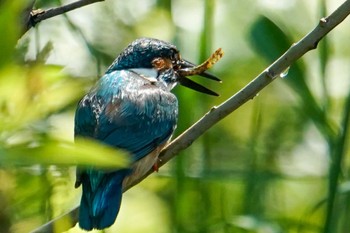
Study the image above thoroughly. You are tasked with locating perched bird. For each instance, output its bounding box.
[74,38,222,230]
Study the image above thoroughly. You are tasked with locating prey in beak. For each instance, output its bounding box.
[176,48,224,96]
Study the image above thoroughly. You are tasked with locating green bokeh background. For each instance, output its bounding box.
[1,0,350,233]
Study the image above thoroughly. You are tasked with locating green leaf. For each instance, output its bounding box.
[0,138,130,168]
[249,16,311,98]
[0,0,26,68]
[249,16,336,140]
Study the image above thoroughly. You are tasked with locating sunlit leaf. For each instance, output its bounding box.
[0,138,130,168]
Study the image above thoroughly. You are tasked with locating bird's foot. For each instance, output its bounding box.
[152,159,161,172]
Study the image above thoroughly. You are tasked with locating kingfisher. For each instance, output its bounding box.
[74,38,222,230]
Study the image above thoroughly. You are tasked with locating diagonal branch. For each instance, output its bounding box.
[125,0,350,190]
[22,0,104,35]
[30,0,350,232]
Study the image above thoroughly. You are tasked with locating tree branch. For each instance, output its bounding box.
[30,0,350,232]
[22,0,104,35]
[124,0,350,190]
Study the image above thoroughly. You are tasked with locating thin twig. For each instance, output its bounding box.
[22,0,104,34]
[30,0,350,232]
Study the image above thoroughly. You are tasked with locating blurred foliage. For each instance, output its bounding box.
[0,1,129,232]
[1,0,350,233]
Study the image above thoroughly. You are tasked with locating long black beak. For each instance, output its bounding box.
[176,60,221,96]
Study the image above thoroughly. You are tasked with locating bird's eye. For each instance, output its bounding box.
[170,51,181,70]
[169,49,180,61]
[174,53,180,61]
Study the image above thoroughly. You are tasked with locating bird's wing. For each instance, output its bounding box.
[75,69,178,162]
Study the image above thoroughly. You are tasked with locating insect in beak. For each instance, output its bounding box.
[176,48,224,96]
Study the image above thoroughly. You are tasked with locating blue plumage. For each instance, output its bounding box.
[74,38,220,230]
[75,70,178,161]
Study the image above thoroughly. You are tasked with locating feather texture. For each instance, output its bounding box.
[75,69,178,230]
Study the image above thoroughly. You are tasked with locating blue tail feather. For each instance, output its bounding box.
[78,170,129,230]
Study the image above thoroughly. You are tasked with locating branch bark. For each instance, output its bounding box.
[30,0,350,232]
[22,0,104,35]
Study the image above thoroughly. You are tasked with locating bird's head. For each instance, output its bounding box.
[106,38,222,96]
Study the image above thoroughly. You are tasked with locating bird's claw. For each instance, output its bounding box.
[152,158,162,172]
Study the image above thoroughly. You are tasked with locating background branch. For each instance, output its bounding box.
[30,0,350,232]
[21,0,104,35]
